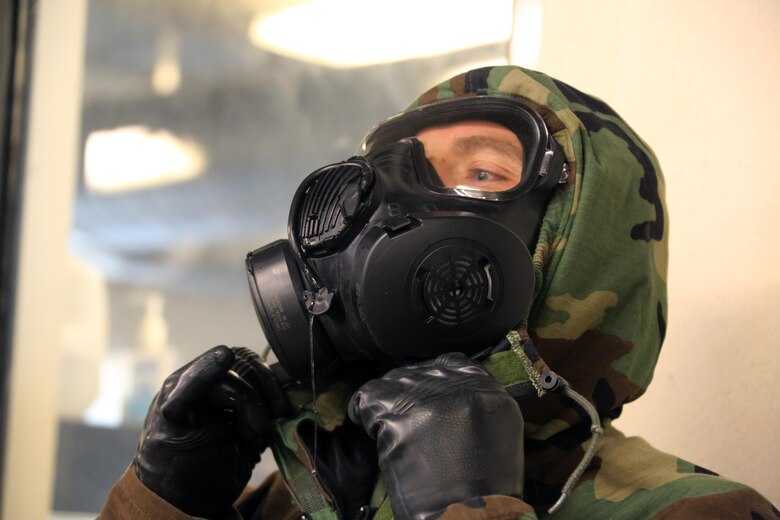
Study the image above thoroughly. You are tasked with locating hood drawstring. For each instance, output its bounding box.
[507,326,604,515]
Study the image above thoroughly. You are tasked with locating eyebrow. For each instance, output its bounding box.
[452,135,523,162]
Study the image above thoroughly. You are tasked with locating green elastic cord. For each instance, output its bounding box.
[546,378,603,515]
[506,329,546,397]
[481,330,545,400]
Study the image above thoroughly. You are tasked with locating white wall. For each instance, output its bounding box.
[533,0,779,504]
[2,0,88,518]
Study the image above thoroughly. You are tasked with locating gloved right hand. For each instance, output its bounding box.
[349,352,525,520]
[133,345,290,518]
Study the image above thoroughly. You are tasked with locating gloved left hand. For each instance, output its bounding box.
[133,345,290,518]
[349,352,525,520]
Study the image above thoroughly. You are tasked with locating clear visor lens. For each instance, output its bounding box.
[415,120,524,194]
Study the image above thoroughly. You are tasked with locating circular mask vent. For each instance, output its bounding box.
[414,244,496,327]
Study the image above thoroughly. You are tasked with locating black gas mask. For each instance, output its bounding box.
[246,96,568,382]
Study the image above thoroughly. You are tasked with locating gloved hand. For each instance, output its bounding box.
[349,352,524,520]
[133,345,290,518]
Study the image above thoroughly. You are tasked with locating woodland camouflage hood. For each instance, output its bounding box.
[408,65,666,422]
[405,65,668,502]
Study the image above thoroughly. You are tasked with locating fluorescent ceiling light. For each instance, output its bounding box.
[84,126,206,194]
[248,0,513,68]
[152,31,181,96]
[152,55,181,96]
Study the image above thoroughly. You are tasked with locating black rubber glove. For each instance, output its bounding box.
[133,345,290,518]
[349,352,524,520]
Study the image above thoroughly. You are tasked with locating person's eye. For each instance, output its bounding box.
[469,169,505,183]
[453,165,520,192]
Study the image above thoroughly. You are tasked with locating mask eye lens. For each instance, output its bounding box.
[415,121,524,194]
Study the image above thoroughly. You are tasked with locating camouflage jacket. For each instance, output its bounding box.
[100,66,777,519]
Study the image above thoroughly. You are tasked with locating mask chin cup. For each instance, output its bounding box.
[245,240,336,382]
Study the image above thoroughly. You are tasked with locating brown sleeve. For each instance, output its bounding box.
[237,479,538,520]
[98,467,242,520]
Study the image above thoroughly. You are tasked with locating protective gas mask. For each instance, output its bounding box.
[246,96,568,382]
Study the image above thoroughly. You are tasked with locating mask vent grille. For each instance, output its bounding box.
[415,247,495,327]
[297,163,369,253]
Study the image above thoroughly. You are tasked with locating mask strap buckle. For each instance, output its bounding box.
[303,287,333,316]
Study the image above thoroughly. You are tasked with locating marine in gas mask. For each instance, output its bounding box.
[100,66,777,520]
